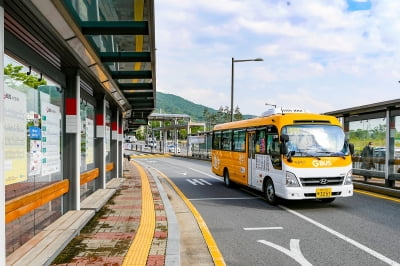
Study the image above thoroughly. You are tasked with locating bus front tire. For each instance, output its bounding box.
[224,170,232,188]
[264,178,278,205]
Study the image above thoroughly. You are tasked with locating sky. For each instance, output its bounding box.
[154,0,400,116]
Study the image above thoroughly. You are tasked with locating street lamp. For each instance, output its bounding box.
[230,57,263,121]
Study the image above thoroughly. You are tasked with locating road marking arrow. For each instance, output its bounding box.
[258,239,312,266]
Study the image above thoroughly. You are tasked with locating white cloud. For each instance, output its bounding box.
[155,0,400,117]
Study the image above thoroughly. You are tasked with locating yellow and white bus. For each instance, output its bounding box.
[211,108,354,204]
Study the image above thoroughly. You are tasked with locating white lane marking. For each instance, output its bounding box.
[258,239,312,266]
[280,205,400,266]
[189,197,259,201]
[244,227,283,230]
[198,178,212,185]
[189,167,223,181]
[186,178,212,185]
[187,179,205,185]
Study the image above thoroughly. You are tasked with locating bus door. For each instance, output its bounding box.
[247,131,257,187]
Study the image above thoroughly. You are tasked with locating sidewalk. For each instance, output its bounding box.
[51,159,169,265]
[51,158,214,266]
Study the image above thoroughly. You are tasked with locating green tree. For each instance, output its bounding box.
[4,64,47,89]
[202,105,244,126]
[203,108,218,131]
[234,105,243,121]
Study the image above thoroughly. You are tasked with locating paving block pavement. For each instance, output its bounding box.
[51,159,168,266]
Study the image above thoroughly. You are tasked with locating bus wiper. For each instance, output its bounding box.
[318,151,346,159]
[287,150,295,162]
[298,149,320,160]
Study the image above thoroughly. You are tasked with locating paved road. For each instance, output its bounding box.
[135,155,400,266]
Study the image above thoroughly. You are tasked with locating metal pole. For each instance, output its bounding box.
[230,57,263,122]
[230,57,234,122]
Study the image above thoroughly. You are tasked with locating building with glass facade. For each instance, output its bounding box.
[1,1,156,264]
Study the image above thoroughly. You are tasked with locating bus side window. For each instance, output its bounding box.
[256,129,266,154]
[266,135,277,154]
[233,129,245,152]
[222,130,232,151]
[212,131,221,150]
[267,134,281,169]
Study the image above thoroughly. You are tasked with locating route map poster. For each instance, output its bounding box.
[86,118,94,165]
[29,140,42,176]
[41,100,61,175]
[4,86,28,185]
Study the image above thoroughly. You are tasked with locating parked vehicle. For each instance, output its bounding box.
[373,147,400,158]
[125,135,137,143]
[147,139,157,148]
[167,144,181,153]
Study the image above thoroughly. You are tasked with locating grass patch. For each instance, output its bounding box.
[51,235,87,264]
[80,206,110,234]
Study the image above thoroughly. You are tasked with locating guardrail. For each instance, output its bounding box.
[352,156,400,181]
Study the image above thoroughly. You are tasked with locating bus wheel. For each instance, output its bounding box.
[224,170,232,188]
[264,179,278,205]
[318,198,335,203]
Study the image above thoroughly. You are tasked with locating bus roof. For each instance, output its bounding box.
[213,112,341,131]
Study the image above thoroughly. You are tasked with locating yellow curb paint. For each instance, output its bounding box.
[129,154,171,159]
[354,189,400,203]
[122,161,155,266]
[156,169,226,266]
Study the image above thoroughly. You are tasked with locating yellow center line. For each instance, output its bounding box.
[123,161,155,266]
[354,189,400,203]
[156,169,226,266]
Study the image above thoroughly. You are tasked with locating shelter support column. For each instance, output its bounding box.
[385,110,395,188]
[0,1,6,264]
[111,110,120,178]
[118,114,123,178]
[187,122,191,157]
[163,129,167,153]
[95,96,106,189]
[174,118,178,151]
[63,68,81,211]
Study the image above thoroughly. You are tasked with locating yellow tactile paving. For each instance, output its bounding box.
[156,169,226,266]
[122,161,155,266]
[129,154,171,159]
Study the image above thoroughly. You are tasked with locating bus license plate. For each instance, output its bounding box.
[316,188,332,198]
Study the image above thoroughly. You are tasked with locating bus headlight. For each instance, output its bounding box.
[344,169,353,185]
[286,171,300,187]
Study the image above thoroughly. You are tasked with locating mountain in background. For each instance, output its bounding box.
[155,91,255,121]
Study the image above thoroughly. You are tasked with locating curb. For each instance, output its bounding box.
[353,182,400,198]
[146,165,181,266]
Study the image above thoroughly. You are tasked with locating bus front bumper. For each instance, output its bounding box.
[279,184,354,200]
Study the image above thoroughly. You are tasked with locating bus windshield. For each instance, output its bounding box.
[281,124,348,157]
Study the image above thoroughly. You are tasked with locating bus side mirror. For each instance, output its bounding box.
[280,143,288,155]
[280,134,289,143]
[349,143,354,155]
[279,134,289,155]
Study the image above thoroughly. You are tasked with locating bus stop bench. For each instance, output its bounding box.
[6,210,95,266]
[80,188,116,212]
[107,177,124,189]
